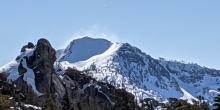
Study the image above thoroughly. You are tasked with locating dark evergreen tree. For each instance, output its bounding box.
[214,88,220,110]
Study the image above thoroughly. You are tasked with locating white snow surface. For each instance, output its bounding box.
[60,36,113,63]
[0,60,19,81]
[23,104,42,110]
[180,87,199,104]
[72,42,122,70]
[22,58,43,96]
[0,48,43,96]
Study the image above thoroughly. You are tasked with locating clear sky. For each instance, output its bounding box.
[0,0,219,69]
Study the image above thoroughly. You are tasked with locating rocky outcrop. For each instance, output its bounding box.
[26,38,57,94]
[21,42,35,52]
[18,60,27,75]
[63,68,139,110]
[0,38,140,110]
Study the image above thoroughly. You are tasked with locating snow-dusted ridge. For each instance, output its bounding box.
[56,36,220,105]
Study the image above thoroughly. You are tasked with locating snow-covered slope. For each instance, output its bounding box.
[56,36,220,105]
[0,48,43,96]
[60,36,112,63]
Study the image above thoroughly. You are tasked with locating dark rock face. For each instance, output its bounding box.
[27,38,56,94]
[63,68,139,110]
[0,72,7,81]
[18,60,27,75]
[21,42,34,52]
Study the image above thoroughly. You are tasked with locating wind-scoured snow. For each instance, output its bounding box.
[72,42,122,70]
[60,36,113,63]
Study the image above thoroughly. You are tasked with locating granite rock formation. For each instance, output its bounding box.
[0,38,139,110]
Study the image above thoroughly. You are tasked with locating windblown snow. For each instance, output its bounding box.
[61,36,113,63]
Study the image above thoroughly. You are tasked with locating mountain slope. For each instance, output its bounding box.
[57,36,220,105]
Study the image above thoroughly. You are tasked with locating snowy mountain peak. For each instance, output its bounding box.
[60,36,114,63]
[56,36,220,105]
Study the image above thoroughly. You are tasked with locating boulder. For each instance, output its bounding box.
[21,42,34,52]
[27,38,56,94]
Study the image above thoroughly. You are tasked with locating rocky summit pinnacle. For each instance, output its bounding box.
[26,38,56,94]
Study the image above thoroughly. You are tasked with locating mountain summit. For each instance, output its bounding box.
[57,36,220,105]
[61,36,113,63]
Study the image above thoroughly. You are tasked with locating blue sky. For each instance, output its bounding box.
[0,0,220,69]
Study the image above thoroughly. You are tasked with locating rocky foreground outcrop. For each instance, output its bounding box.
[0,38,139,110]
